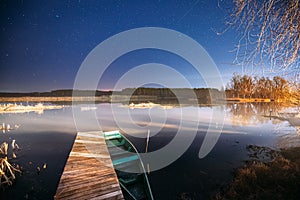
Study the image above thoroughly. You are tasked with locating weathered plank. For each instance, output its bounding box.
[54,131,124,200]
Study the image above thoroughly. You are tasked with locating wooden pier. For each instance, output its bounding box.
[54,131,124,200]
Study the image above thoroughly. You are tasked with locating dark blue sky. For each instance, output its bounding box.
[0,0,242,92]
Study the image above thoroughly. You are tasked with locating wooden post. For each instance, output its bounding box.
[145,129,150,174]
[145,129,150,153]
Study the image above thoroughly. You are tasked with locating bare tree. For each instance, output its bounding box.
[227,74,293,100]
[225,0,299,74]
[273,76,290,100]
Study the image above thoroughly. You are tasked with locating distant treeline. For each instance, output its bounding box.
[226,74,300,101]
[122,87,225,103]
[0,88,225,104]
[2,77,299,104]
[0,90,112,97]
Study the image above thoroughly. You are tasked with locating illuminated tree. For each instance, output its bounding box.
[273,76,290,100]
[228,0,299,73]
[227,74,292,100]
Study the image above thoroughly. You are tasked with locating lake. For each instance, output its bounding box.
[0,102,299,199]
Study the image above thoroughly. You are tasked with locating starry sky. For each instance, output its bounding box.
[0,0,242,92]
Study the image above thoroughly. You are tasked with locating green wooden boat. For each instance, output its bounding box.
[104,130,154,200]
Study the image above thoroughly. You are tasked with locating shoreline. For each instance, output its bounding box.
[0,96,298,103]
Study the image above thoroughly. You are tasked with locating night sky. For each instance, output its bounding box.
[0,0,242,92]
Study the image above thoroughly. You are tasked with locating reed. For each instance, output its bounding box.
[0,141,21,187]
[213,146,300,199]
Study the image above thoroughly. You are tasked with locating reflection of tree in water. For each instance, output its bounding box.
[226,102,288,126]
[276,125,300,148]
[227,103,257,126]
[272,104,300,148]
[227,102,300,148]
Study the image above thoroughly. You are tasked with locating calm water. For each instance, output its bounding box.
[0,102,299,199]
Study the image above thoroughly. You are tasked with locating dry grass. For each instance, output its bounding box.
[213,146,300,200]
[0,141,21,188]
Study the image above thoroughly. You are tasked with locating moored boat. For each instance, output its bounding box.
[104,130,154,200]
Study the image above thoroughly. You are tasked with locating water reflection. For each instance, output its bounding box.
[226,102,300,148]
[99,102,300,150]
[1,102,299,148]
[1,102,299,199]
[226,102,286,126]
